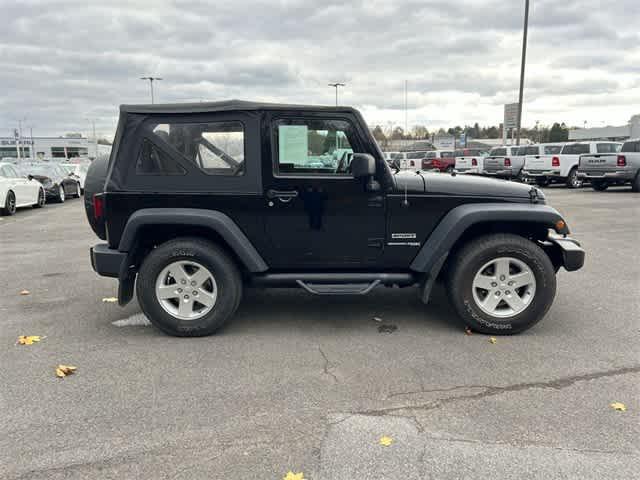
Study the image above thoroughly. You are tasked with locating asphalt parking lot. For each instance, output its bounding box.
[1,186,639,479]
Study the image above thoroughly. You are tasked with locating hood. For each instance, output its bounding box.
[393,171,540,200]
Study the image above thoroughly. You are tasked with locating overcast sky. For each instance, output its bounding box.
[1,0,638,139]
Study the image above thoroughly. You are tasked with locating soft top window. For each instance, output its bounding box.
[150,121,245,176]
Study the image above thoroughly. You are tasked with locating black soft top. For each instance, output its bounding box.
[120,99,358,115]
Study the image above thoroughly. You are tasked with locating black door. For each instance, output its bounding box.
[262,116,385,269]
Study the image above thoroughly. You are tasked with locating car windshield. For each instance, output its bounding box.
[390,153,404,160]
[621,141,640,153]
[490,148,506,156]
[24,164,60,177]
[407,152,426,159]
[60,164,76,174]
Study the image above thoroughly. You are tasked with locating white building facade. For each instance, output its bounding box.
[0,136,92,160]
[569,115,640,141]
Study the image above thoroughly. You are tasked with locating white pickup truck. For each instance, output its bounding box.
[454,148,489,174]
[523,141,621,188]
[578,139,640,191]
[483,145,521,179]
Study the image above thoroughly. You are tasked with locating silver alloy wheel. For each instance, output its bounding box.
[59,185,65,202]
[76,183,81,197]
[155,260,218,320]
[472,256,536,318]
[7,191,16,214]
[569,170,582,188]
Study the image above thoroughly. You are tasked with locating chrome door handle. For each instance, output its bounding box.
[266,189,298,202]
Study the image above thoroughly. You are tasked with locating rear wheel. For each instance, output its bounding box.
[632,172,640,192]
[73,182,81,198]
[445,165,454,173]
[136,238,242,336]
[446,233,556,335]
[1,190,16,216]
[591,180,609,191]
[566,168,583,188]
[33,188,45,208]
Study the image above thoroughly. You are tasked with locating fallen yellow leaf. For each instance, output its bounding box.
[19,290,30,296]
[102,297,118,303]
[379,435,394,446]
[489,337,497,344]
[282,472,305,480]
[610,402,626,412]
[18,335,42,345]
[55,364,77,378]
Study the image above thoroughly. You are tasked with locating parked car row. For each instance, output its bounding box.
[0,161,87,216]
[384,139,640,192]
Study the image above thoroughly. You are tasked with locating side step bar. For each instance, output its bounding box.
[251,272,417,295]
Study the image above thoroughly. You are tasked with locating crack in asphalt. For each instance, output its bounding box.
[318,346,339,383]
[362,365,640,416]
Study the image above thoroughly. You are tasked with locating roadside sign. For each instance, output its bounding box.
[459,133,466,147]
[504,103,519,129]
[434,135,455,149]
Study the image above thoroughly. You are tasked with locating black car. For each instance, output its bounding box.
[85,100,584,337]
[19,162,81,203]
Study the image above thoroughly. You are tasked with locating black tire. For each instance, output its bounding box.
[1,190,16,216]
[632,172,640,193]
[566,168,583,189]
[73,182,81,198]
[136,237,242,337]
[56,184,65,203]
[33,188,45,208]
[591,180,609,192]
[445,166,454,173]
[446,233,556,335]
[535,178,550,187]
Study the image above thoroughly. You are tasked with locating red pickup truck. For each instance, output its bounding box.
[421,150,456,172]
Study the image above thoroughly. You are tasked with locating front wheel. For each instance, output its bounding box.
[446,234,556,335]
[1,190,16,216]
[136,238,242,336]
[56,185,65,203]
[592,180,609,191]
[33,188,45,208]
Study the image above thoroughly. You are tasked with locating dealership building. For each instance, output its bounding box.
[569,115,640,142]
[0,135,96,160]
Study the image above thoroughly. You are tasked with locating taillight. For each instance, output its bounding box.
[552,156,560,167]
[93,194,104,219]
[504,157,511,167]
[471,158,477,166]
[617,155,627,166]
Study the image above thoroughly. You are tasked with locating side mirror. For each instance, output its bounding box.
[351,153,376,178]
[27,174,33,181]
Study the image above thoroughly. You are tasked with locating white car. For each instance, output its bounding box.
[523,141,622,188]
[0,162,46,215]
[454,148,489,174]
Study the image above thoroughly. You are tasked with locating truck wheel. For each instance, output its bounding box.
[136,238,242,337]
[446,233,556,335]
[566,168,583,188]
[632,172,640,192]
[591,180,609,191]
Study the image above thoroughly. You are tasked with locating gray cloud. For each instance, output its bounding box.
[0,0,638,138]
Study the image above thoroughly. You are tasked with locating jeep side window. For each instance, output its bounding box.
[149,121,245,176]
[273,119,357,175]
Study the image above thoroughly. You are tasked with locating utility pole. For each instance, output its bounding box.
[404,80,408,135]
[29,126,34,161]
[328,82,345,106]
[516,0,529,146]
[140,76,163,104]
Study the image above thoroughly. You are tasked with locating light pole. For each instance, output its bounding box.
[140,76,163,104]
[515,0,529,146]
[87,118,98,159]
[328,82,345,106]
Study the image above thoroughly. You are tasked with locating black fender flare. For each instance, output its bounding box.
[410,203,567,303]
[118,208,269,273]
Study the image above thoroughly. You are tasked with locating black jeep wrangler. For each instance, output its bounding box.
[86,100,584,336]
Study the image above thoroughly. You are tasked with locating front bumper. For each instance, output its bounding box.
[577,168,635,180]
[90,243,126,278]
[546,235,585,272]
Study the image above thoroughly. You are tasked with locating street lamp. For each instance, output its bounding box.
[515,0,529,146]
[328,82,345,106]
[140,76,163,104]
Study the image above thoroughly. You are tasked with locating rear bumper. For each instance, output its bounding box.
[577,168,635,180]
[90,243,126,278]
[485,169,514,178]
[524,169,562,178]
[455,167,481,174]
[546,236,585,272]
